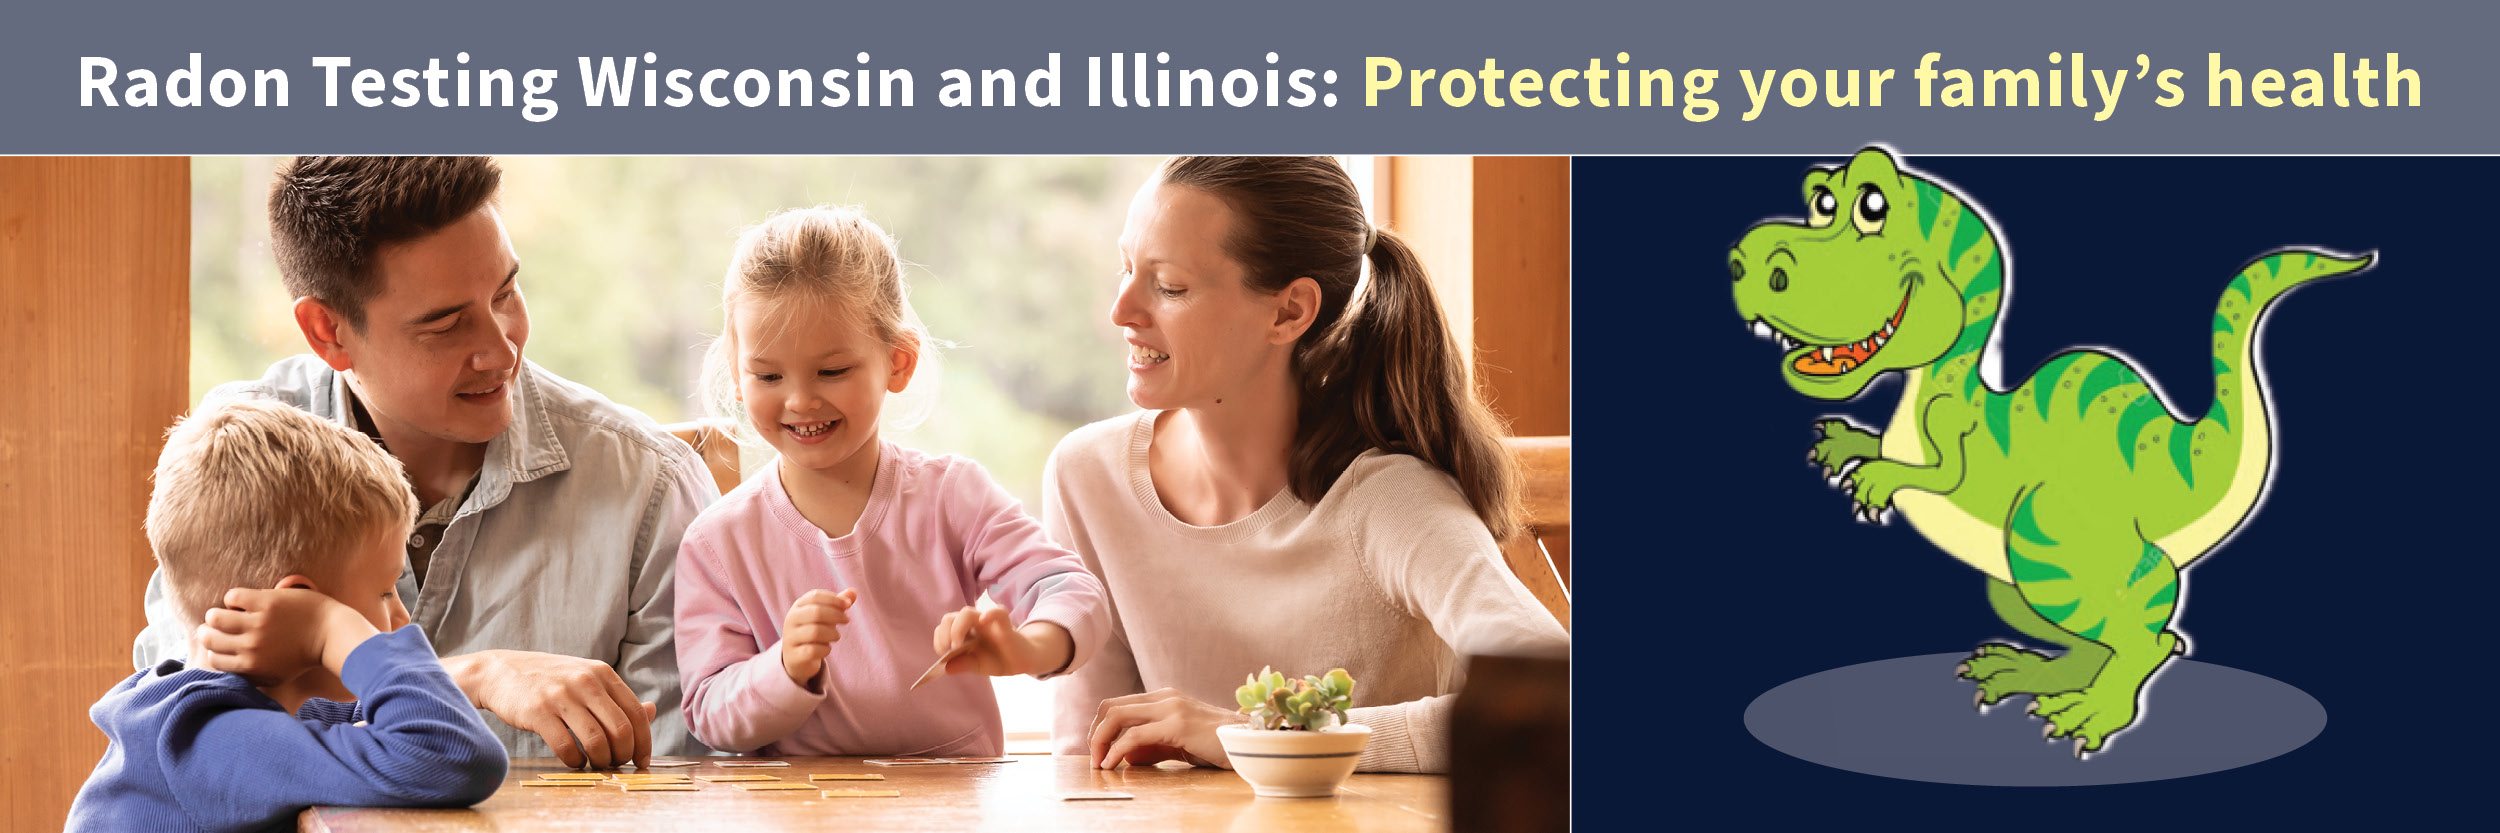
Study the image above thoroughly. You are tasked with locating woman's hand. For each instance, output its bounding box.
[1087,688,1239,769]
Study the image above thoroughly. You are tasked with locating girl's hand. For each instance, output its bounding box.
[932,606,1072,679]
[780,588,858,690]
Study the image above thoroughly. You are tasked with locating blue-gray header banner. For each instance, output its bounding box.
[1,0,2485,154]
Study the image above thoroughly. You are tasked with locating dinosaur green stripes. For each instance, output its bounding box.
[1984,393,2015,454]
[2032,353,2082,415]
[2030,597,2080,624]
[2010,489,2057,547]
[1741,146,2370,758]
[2167,423,2200,487]
[2128,542,2161,586]
[2117,394,2166,471]
[2145,579,2178,610]
[2008,545,2069,582]
[1916,179,1945,238]
[2073,360,2134,419]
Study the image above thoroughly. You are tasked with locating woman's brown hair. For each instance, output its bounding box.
[1157,156,1521,540]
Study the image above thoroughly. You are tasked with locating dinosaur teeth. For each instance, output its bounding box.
[1820,347,1834,362]
[1884,322,1896,336]
[1874,334,1887,347]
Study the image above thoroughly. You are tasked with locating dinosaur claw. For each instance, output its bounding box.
[2074,740,2089,760]
[2043,721,2058,739]
[1973,689,1987,711]
[2025,700,2038,715]
[1956,662,1970,678]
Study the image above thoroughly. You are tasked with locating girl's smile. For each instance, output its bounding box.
[733,295,917,484]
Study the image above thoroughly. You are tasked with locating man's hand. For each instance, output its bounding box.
[780,588,858,690]
[194,587,378,686]
[933,606,1070,678]
[1087,688,1237,770]
[442,650,653,770]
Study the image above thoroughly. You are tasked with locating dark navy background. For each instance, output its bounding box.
[1575,156,2478,825]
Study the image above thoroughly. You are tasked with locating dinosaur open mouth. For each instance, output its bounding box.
[1752,293,1911,376]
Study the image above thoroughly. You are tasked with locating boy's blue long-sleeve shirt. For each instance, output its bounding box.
[69,626,508,832]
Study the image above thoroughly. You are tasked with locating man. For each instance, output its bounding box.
[136,156,714,767]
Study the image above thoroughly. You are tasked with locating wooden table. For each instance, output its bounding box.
[300,756,1448,832]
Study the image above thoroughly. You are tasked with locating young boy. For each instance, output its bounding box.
[68,400,507,832]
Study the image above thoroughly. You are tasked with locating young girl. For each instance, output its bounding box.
[674,206,1109,757]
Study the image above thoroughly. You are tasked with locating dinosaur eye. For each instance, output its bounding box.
[1853,184,1888,235]
[1807,185,1838,228]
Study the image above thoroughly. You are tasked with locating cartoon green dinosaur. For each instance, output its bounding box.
[1728,147,2368,757]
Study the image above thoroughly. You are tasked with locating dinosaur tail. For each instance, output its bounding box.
[2165,248,2373,561]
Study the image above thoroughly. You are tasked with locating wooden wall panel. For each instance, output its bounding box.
[1382,157,1572,436]
[0,157,189,831]
[1469,157,1572,436]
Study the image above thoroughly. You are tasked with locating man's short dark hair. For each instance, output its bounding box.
[267,156,502,329]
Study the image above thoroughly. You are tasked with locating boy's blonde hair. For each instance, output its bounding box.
[702,205,941,441]
[146,400,418,627]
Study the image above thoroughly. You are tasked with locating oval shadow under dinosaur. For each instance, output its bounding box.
[1746,653,2324,786]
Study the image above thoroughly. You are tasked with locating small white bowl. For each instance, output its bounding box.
[1216,723,1371,798]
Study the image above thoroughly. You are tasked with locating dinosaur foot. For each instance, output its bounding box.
[2029,684,2144,758]
[1956,643,2094,709]
[2028,632,2181,758]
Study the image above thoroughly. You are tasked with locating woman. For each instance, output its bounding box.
[1044,156,1570,774]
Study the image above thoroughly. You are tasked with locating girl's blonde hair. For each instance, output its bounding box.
[701,205,941,448]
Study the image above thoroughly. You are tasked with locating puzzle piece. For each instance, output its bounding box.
[865,757,949,766]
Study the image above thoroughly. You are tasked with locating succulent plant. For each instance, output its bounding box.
[1233,666,1356,731]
